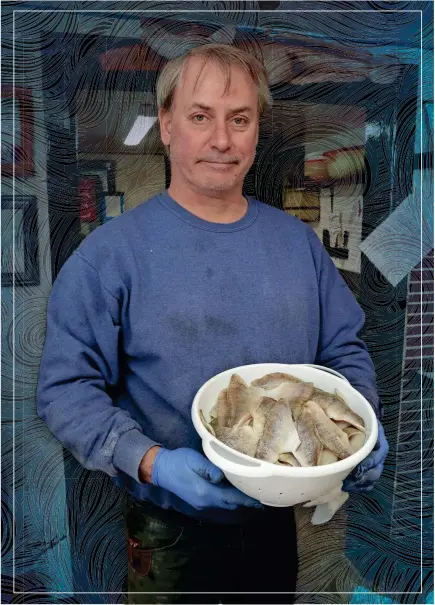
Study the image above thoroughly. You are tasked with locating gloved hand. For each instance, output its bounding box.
[343,419,389,493]
[151,447,263,511]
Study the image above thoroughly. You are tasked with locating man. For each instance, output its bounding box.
[37,44,388,604]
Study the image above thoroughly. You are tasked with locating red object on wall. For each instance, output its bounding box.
[79,178,98,222]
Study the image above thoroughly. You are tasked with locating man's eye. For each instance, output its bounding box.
[233,117,247,126]
[193,114,206,122]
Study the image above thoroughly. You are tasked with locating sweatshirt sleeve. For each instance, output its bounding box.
[36,251,160,482]
[307,229,382,419]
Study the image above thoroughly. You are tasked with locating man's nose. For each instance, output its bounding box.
[210,120,231,151]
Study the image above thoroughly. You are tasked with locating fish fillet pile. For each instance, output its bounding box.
[200,372,366,467]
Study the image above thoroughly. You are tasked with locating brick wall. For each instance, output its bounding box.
[391,248,434,539]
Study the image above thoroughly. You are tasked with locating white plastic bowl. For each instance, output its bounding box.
[191,363,378,507]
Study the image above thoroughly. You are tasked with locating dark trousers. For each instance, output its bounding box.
[123,496,298,604]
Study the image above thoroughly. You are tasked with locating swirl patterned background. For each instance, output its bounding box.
[1,2,433,604]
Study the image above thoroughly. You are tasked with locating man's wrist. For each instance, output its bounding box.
[138,445,162,484]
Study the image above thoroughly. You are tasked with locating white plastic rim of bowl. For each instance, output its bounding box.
[192,363,378,480]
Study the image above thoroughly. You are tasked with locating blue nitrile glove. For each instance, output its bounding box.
[343,420,389,493]
[151,447,263,511]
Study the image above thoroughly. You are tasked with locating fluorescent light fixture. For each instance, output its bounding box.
[124,115,157,146]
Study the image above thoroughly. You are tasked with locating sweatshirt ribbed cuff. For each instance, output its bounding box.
[112,429,160,483]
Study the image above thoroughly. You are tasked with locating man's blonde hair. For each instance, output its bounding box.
[156,43,272,117]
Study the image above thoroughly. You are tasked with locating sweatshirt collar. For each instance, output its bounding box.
[157,189,258,233]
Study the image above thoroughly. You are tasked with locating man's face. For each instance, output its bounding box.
[159,56,259,196]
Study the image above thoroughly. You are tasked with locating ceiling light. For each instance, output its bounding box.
[124,115,157,146]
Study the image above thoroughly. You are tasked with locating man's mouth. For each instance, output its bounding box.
[200,157,238,163]
[201,161,237,170]
[200,160,238,165]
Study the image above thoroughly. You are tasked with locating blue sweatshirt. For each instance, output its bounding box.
[36,190,380,523]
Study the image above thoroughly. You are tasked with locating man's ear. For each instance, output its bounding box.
[159,108,171,146]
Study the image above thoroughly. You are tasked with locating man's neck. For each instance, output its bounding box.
[167,184,248,224]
